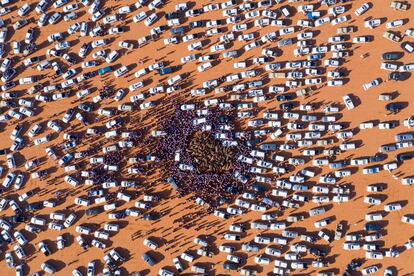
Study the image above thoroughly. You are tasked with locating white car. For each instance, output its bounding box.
[364,196,382,205]
[386,19,404,29]
[331,15,348,26]
[402,215,414,225]
[384,203,402,212]
[363,79,380,91]
[364,19,381,29]
[144,13,158,26]
[114,66,129,77]
[353,36,372,43]
[342,95,355,110]
[399,64,414,72]
[197,62,212,72]
[362,265,379,275]
[210,44,226,53]
[355,3,370,16]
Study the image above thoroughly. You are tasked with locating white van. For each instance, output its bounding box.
[360,121,374,129]
[74,198,90,207]
[31,217,46,226]
[41,262,56,274]
[180,252,195,262]
[365,212,383,221]
[219,245,235,253]
[75,225,91,235]
[50,212,65,221]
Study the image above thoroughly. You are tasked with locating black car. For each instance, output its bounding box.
[225,185,239,195]
[308,53,323,61]
[189,20,206,28]
[26,202,43,212]
[86,207,102,216]
[142,252,156,266]
[143,212,158,221]
[280,103,294,111]
[170,26,186,36]
[245,138,262,147]
[396,153,413,162]
[364,223,383,232]
[260,0,273,7]
[382,51,403,60]
[252,184,267,193]
[165,12,181,20]
[7,215,25,223]
[369,154,386,163]
[223,261,239,271]
[386,102,403,114]
[192,8,204,16]
[309,247,327,257]
[83,71,95,79]
[276,94,294,101]
[0,148,7,155]
[346,259,361,271]
[388,72,409,81]
[1,100,16,108]
[2,81,16,91]
[2,68,16,81]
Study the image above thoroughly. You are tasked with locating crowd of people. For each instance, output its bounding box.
[152,106,254,208]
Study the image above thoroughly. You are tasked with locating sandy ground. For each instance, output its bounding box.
[1,0,414,275]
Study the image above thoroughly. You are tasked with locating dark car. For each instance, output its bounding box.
[165,12,181,20]
[223,261,239,271]
[142,252,156,266]
[309,247,327,257]
[143,212,158,221]
[0,148,8,155]
[189,20,206,28]
[252,184,267,193]
[245,138,262,147]
[276,94,294,101]
[280,103,294,111]
[364,223,383,232]
[86,207,102,216]
[192,8,204,16]
[170,26,186,35]
[83,71,95,79]
[26,202,44,212]
[225,185,239,195]
[388,72,409,81]
[308,54,323,61]
[382,51,403,60]
[2,81,16,91]
[2,100,16,108]
[259,0,272,7]
[346,259,361,272]
[98,66,112,76]
[2,68,16,81]
[7,215,25,223]
[396,153,413,162]
[386,102,403,114]
[157,67,174,76]
[369,154,386,163]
